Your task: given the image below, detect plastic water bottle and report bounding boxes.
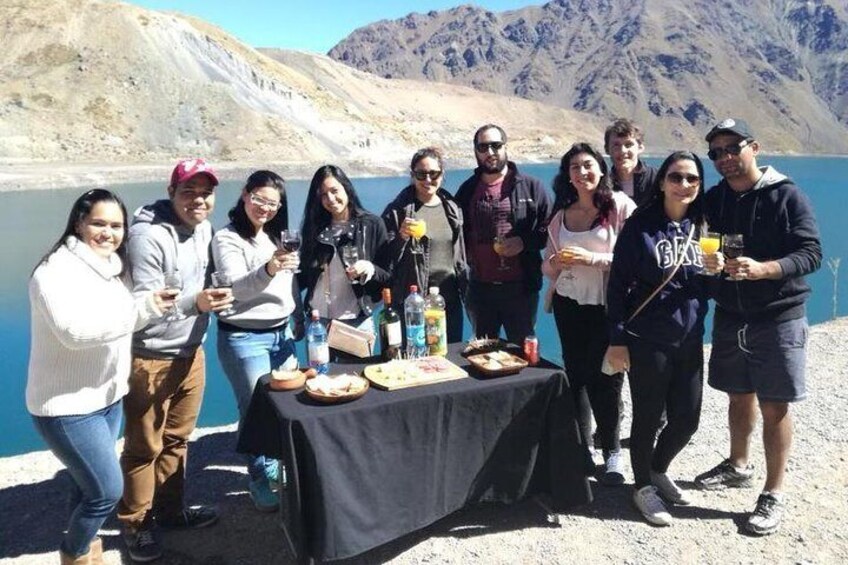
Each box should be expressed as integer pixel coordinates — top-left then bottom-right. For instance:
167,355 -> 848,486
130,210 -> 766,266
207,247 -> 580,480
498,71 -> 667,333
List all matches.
404,285 -> 427,358
424,287 -> 448,356
306,309 -> 329,374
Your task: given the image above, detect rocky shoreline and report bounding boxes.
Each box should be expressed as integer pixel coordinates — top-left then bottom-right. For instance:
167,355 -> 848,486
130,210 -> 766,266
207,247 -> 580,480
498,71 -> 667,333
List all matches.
2,319 -> 847,564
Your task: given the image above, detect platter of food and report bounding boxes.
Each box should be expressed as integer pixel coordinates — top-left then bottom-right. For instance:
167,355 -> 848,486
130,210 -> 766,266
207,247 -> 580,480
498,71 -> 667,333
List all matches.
268,367 -> 317,391
304,373 -> 370,403
363,356 -> 468,390
466,350 -> 529,377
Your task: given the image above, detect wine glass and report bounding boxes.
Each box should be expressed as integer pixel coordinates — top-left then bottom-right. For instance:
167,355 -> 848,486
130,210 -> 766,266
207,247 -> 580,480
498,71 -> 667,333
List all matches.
211,271 -> 235,316
699,231 -> 722,276
163,271 -> 185,321
722,234 -> 744,280
280,229 -> 302,273
406,206 -> 426,255
341,244 -> 360,285
493,235 -> 510,271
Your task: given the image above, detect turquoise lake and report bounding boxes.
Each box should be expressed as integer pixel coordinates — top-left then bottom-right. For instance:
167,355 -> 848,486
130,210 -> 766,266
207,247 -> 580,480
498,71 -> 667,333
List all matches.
1,156 -> 844,456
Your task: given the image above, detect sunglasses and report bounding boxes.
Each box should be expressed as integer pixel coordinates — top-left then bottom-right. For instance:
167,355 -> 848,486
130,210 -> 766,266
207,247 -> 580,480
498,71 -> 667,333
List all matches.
249,193 -> 282,211
475,141 -> 505,153
665,172 -> 701,185
707,139 -> 752,161
412,170 -> 443,181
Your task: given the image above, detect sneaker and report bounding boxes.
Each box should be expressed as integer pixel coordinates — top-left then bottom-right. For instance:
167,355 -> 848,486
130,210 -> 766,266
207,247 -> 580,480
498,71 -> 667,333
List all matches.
599,449 -> 626,486
123,527 -> 162,563
249,477 -> 280,513
746,493 -> 785,535
156,506 -> 219,530
694,458 -> 754,490
633,485 -> 672,526
266,460 -> 287,491
650,470 -> 692,506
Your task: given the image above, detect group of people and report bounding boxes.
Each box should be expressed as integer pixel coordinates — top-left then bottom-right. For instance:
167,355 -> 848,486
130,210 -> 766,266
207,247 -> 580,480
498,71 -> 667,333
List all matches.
26,117 -> 821,564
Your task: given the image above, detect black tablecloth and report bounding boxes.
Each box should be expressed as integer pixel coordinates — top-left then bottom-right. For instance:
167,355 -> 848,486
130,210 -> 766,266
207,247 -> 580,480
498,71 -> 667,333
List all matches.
237,344 -> 592,561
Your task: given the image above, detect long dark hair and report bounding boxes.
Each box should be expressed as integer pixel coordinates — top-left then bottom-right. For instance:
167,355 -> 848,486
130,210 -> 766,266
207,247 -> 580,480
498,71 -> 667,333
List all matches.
228,170 -> 288,245
551,142 -> 614,225
643,151 -> 706,228
300,165 -> 366,264
34,188 -> 129,275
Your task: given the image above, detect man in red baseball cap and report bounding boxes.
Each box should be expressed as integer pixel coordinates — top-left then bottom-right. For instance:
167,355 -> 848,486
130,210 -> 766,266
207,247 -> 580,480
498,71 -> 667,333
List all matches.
118,158 -> 232,562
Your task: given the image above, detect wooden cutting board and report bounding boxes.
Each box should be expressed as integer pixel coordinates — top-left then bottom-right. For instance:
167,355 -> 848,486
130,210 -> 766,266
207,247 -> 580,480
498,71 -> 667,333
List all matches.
363,356 -> 468,390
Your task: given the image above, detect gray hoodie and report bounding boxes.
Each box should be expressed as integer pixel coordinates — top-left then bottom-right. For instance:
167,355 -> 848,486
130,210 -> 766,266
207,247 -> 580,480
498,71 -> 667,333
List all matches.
128,199 -> 213,358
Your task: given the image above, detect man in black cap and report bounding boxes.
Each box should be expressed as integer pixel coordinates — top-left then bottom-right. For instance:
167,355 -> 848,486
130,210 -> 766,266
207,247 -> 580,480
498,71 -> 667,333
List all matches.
695,118 -> 821,535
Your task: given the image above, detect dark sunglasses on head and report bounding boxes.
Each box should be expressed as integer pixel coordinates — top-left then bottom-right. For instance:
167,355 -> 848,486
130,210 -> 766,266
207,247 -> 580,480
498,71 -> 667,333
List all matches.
707,139 -> 752,161
475,141 -> 505,153
665,172 -> 701,185
412,170 -> 443,181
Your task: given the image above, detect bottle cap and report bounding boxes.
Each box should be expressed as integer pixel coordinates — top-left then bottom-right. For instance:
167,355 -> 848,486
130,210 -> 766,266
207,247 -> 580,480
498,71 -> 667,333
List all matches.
311,309 -> 319,320
429,287 -> 439,295
409,284 -> 418,293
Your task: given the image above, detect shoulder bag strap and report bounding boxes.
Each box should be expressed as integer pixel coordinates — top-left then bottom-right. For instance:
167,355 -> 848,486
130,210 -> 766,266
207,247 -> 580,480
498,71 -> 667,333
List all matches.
626,223 -> 696,324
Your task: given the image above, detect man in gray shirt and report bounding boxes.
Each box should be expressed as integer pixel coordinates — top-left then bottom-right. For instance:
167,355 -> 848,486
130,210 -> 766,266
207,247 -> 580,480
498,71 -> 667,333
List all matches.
118,159 -> 233,562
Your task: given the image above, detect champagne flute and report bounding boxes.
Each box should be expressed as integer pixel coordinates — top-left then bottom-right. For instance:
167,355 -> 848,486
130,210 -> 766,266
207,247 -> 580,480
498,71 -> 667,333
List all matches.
699,231 -> 722,276
280,229 -> 302,273
163,271 -> 185,321
211,271 -> 235,316
341,244 -> 361,285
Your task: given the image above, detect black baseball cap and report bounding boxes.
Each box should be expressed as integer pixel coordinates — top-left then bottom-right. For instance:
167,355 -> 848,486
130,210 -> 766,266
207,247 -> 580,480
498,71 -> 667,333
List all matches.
705,118 -> 755,142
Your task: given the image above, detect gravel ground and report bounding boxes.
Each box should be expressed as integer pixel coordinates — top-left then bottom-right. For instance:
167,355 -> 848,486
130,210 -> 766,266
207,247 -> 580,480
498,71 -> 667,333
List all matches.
2,319 -> 847,564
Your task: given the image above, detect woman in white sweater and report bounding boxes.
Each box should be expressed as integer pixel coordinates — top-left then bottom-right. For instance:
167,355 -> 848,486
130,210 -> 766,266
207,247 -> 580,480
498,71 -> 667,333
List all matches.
542,143 -> 637,487
27,189 -> 171,565
211,170 -> 301,513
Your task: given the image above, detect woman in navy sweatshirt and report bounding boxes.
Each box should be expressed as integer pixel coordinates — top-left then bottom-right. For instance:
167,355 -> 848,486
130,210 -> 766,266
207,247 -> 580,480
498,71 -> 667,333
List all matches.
605,151 -> 718,526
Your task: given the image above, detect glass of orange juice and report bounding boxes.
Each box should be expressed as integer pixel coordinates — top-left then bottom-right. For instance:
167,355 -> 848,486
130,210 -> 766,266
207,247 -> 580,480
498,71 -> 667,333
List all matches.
699,231 -> 721,275
408,215 -> 426,255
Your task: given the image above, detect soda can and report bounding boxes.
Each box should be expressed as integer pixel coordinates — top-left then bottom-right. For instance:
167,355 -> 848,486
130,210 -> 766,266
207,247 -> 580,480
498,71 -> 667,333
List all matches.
524,335 -> 539,366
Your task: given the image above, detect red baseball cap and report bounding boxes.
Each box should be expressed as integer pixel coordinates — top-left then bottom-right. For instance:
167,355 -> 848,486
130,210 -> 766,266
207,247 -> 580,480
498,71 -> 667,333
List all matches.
169,158 -> 219,187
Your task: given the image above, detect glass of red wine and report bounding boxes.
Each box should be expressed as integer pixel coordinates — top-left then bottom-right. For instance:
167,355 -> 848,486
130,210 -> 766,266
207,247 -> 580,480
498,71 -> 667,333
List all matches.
280,229 -> 302,273
722,234 -> 744,279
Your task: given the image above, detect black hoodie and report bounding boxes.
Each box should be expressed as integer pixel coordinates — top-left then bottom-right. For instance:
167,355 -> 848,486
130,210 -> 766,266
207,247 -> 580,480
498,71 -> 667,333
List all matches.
704,166 -> 822,322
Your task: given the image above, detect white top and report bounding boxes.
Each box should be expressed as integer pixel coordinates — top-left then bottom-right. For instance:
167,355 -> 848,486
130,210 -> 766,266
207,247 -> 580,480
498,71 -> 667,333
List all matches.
555,223 -> 612,306
311,255 -> 360,321
27,237 -> 159,417
211,226 -> 298,329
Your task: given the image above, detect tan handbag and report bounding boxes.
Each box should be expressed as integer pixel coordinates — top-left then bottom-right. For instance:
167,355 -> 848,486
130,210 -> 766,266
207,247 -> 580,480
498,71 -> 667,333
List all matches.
327,319 -> 376,358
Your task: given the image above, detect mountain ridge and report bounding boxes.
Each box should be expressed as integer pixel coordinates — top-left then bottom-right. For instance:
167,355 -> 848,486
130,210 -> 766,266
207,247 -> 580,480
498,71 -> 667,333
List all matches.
328,0 -> 848,154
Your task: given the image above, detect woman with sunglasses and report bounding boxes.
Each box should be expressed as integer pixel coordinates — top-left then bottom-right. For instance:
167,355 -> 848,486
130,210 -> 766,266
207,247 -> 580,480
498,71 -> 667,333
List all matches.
381,147 -> 469,343
299,165 -> 390,348
605,151 -> 718,526
542,142 -> 636,486
211,170 -> 301,512
27,189 -> 171,564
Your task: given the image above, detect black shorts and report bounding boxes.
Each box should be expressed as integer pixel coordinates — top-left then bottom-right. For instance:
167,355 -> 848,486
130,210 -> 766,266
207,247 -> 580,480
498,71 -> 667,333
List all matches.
708,314 -> 808,403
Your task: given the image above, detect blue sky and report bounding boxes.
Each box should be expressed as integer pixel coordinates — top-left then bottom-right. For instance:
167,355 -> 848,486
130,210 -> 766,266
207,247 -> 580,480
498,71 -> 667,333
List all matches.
129,1 -> 544,53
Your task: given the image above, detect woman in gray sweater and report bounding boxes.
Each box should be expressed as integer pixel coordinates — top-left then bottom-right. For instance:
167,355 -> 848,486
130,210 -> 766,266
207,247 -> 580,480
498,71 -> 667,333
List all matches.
211,171 -> 301,512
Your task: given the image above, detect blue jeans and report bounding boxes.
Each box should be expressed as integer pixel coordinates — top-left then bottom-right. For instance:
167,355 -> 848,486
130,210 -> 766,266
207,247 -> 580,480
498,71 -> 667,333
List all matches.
32,401 -> 123,557
217,324 -> 297,480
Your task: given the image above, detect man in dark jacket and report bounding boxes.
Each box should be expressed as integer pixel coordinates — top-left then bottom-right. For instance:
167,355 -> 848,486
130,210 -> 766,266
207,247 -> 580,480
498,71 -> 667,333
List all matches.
694,119 -> 822,537
604,118 -> 657,208
455,124 -> 550,344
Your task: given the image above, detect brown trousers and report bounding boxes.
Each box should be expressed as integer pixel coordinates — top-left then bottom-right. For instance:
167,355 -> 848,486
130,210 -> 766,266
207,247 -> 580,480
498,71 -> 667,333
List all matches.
117,348 -> 205,530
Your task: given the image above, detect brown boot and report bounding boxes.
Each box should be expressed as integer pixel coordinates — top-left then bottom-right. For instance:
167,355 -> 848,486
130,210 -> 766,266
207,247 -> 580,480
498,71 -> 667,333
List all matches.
89,537 -> 103,565
59,547 -> 91,565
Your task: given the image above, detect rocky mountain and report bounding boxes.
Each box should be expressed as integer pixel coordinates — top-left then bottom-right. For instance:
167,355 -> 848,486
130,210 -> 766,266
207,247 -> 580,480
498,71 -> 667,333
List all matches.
329,0 -> 848,154
0,0 -> 606,182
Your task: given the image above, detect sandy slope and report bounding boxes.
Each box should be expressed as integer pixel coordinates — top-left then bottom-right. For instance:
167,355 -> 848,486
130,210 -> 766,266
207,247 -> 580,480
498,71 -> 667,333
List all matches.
2,320 -> 847,564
